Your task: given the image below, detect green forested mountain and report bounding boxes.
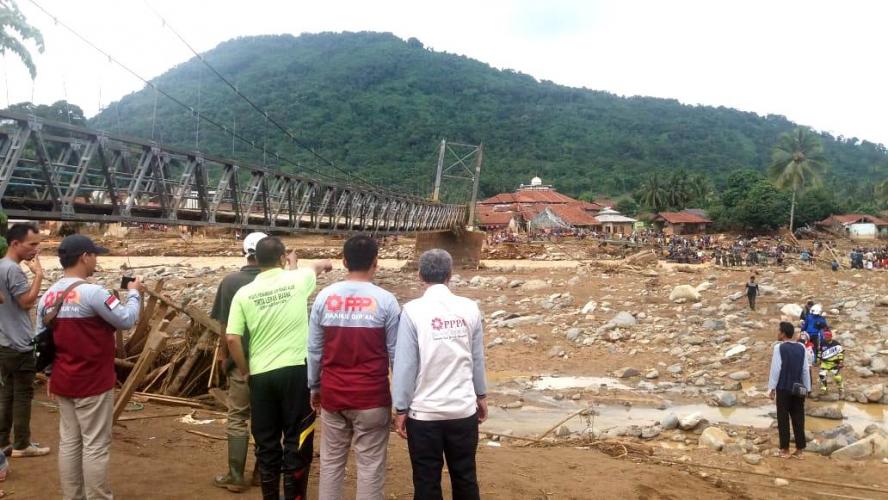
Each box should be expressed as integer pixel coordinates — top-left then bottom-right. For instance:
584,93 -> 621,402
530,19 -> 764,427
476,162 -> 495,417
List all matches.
90,31 -> 887,206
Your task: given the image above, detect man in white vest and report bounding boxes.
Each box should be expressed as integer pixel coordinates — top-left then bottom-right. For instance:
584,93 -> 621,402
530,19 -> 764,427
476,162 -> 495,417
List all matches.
392,249 -> 487,500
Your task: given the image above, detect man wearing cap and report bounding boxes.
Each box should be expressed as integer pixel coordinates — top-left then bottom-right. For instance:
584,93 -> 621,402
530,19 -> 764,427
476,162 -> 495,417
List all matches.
0,223 -> 47,458
37,235 -> 143,499
210,231 -> 266,492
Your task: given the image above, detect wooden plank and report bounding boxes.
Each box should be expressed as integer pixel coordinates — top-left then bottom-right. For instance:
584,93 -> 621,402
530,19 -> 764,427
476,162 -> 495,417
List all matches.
165,328 -> 213,396
127,280 -> 165,356
113,317 -> 172,423
127,303 -> 168,355
143,287 -> 222,336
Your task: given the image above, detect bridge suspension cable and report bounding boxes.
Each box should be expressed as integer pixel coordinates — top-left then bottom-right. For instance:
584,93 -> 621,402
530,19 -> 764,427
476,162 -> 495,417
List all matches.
25,0 -> 352,187
143,0 -> 381,191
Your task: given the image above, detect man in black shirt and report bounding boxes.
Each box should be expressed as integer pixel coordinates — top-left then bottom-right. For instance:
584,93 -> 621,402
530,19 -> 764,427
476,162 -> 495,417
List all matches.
210,232 -> 266,492
745,275 -> 759,310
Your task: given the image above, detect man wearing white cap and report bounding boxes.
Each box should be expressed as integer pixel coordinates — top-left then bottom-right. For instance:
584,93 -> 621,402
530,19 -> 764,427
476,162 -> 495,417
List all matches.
210,231 -> 267,492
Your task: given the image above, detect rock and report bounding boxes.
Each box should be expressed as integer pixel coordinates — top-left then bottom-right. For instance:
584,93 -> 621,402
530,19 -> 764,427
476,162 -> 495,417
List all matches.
871,357 -> 888,374
670,285 -> 701,303
703,319 -> 726,331
641,426 -> 662,439
806,406 -> 844,420
609,311 -> 638,328
607,331 -> 625,342
724,345 -> 748,358
684,335 -> 705,346
469,275 -> 483,286
547,346 -> 566,358
679,413 -> 703,431
743,453 -> 762,465
831,433 -> 888,460
565,328 -> 583,342
864,424 -> 882,436
523,279 -> 548,291
490,310 -> 507,319
696,282 -> 714,293
711,391 -> 737,408
661,414 -> 679,430
821,423 -> 857,440
780,304 -> 803,318
774,478 -> 789,487
809,437 -> 847,456
508,279 -> 525,288
864,384 -> 885,403
759,284 -> 777,295
667,364 -> 683,374
877,296 -> 888,307
699,426 -> 730,451
726,291 -> 744,302
728,371 -> 751,381
556,425 -> 571,438
854,367 -> 875,378
581,301 -> 598,314
486,337 -> 504,348
645,369 -> 660,380
614,367 -> 640,378
722,380 -> 742,391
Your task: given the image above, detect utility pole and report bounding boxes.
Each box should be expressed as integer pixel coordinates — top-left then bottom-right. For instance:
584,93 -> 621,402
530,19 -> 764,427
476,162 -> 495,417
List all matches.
467,143 -> 483,229
432,138 -> 446,202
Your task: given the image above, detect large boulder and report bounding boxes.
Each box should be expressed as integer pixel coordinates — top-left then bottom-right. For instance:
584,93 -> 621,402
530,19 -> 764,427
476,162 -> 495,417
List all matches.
871,357 -> 888,374
710,391 -> 737,408
523,279 -> 549,291
780,303 -> 803,318
608,311 -> 638,328
724,345 -> 748,358
670,285 -> 701,303
699,426 -> 730,451
864,384 -> 885,403
679,412 -> 703,431
831,433 -> 888,460
661,414 -> 679,430
806,406 -> 844,420
728,370 -> 751,381
614,367 -> 640,378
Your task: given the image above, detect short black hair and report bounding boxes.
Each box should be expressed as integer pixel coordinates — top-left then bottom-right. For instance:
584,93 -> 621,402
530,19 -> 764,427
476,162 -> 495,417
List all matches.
343,234 -> 378,272
779,321 -> 794,338
806,300 -> 814,307
749,275 -> 755,280
7,223 -> 38,243
60,253 -> 81,269
255,237 -> 285,268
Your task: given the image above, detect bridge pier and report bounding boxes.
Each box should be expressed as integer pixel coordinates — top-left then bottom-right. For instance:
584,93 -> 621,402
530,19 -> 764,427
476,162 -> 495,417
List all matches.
413,229 -> 485,269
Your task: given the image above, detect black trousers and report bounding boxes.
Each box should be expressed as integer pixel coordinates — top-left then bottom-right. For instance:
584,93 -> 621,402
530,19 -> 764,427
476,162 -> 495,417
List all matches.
0,346 -> 36,450
406,413 -> 480,500
249,365 -> 314,500
747,294 -> 756,310
775,391 -> 806,450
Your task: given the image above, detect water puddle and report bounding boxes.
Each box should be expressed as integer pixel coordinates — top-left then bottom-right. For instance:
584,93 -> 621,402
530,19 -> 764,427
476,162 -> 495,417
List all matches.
483,401 -> 887,437
530,376 -> 630,391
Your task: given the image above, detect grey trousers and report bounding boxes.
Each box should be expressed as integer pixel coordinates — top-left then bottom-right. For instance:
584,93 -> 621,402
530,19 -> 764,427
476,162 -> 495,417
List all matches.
57,390 -> 114,500
226,369 -> 250,438
319,407 -> 391,500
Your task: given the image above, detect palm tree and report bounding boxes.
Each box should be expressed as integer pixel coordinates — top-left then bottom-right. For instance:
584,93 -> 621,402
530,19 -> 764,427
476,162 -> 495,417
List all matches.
1,0 -> 44,79
768,128 -> 829,232
639,174 -> 667,212
688,174 -> 712,205
664,171 -> 691,209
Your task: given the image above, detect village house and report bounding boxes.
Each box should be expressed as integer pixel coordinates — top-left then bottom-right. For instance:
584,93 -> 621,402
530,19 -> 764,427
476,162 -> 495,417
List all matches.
817,214 -> 888,240
650,211 -> 712,235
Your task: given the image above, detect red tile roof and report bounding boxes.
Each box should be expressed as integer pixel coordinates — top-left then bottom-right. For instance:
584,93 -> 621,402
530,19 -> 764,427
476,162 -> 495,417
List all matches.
655,211 -> 713,224
818,214 -> 888,227
478,189 -> 581,206
549,205 -> 601,226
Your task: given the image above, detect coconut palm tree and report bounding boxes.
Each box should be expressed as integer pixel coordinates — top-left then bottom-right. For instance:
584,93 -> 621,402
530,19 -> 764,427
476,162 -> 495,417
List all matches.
1,0 -> 44,79
688,174 -> 712,205
664,171 -> 691,209
768,128 -> 829,232
639,173 -> 667,212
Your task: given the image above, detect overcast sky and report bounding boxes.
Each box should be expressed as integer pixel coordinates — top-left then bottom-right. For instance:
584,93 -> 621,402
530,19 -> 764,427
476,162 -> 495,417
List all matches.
4,0 -> 887,145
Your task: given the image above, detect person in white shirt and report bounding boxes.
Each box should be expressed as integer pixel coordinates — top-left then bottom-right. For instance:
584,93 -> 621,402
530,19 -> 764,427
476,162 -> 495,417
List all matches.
392,249 -> 487,500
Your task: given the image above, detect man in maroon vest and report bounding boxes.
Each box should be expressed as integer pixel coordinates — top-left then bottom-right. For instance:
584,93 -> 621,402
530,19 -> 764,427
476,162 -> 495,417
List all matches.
37,235 -> 143,499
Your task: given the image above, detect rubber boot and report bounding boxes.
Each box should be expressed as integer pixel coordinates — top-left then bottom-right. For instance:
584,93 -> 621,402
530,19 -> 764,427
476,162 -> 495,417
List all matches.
282,468 -> 309,500
213,436 -> 249,493
260,472 -> 280,500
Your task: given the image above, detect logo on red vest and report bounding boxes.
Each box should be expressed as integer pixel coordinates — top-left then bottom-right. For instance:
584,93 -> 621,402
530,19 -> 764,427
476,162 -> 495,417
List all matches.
325,294 -> 377,313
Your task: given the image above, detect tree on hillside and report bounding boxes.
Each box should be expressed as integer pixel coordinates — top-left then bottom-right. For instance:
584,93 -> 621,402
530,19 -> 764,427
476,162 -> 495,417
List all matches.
6,100 -> 87,125
876,179 -> 888,208
768,128 -> 828,231
638,174 -> 667,212
1,0 -> 44,79
688,173 -> 712,205
665,171 -> 691,209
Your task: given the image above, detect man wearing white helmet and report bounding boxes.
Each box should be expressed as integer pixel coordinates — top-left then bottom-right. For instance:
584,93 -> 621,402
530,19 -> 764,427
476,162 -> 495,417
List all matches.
801,304 -> 828,364
210,231 -> 267,492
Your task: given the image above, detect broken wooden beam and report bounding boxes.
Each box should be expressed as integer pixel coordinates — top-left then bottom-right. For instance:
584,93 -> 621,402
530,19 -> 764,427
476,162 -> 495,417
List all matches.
114,317 -> 172,422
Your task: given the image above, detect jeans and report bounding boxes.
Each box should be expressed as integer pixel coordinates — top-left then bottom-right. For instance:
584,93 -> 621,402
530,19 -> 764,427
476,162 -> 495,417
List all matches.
250,365 -> 314,500
0,346 -> 36,450
57,390 -> 114,500
406,414 -> 480,500
775,391 -> 806,450
319,407 -> 390,500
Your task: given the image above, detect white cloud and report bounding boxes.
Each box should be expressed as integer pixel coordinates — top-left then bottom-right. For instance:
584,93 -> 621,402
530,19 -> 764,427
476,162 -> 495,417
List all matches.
3,0 -> 886,145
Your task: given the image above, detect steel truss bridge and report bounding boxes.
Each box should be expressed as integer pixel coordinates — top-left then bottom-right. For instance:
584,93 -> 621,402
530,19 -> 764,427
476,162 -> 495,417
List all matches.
0,111 -> 467,234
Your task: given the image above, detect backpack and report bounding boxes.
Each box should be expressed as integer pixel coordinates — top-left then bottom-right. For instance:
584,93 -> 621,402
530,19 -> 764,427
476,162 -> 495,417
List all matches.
33,281 -> 86,372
